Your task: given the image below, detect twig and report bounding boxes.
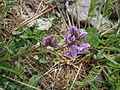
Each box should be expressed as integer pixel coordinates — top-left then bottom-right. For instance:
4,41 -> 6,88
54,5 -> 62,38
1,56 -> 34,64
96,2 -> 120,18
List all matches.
46,18 -> 64,38
66,10 -> 71,27
70,63 -> 82,90
1,75 -> 41,90
56,2 -> 69,30
100,23 -> 119,36
35,1 -> 43,14
76,2 -> 80,29
0,45 -> 44,61
12,6 -> 55,31
97,62 -> 112,81
71,7 -> 74,26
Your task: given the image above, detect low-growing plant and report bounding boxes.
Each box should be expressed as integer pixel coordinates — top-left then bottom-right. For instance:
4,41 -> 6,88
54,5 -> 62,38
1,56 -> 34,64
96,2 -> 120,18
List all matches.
0,0 -> 120,89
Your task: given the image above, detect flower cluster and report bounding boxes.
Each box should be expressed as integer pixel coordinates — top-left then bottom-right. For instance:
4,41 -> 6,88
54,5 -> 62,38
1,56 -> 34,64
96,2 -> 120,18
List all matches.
64,26 -> 87,44
65,26 -> 90,58
43,35 -> 60,50
67,43 -> 90,58
43,26 -> 90,58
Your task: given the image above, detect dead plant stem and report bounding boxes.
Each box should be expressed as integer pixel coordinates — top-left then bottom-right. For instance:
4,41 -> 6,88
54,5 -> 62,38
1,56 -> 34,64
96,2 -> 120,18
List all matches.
70,63 -> 83,90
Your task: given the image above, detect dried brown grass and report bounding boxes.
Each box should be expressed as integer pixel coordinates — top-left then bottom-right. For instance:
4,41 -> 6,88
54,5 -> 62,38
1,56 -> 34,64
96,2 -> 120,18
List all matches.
1,0 -> 102,90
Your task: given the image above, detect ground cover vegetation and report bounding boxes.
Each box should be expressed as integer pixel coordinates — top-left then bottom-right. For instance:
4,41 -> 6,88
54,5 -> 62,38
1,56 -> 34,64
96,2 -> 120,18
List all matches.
0,0 -> 120,90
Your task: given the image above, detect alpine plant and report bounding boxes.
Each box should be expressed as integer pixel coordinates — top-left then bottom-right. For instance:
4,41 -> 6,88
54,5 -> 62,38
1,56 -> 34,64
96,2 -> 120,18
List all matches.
43,26 -> 90,58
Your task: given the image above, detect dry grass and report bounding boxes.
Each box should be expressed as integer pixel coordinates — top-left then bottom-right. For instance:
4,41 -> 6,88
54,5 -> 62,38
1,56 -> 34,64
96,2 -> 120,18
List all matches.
0,0 -> 108,89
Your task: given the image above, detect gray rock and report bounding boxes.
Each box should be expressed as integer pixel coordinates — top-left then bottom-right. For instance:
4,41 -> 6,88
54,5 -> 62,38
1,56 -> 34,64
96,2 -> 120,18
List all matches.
65,0 -> 110,31
65,0 -> 91,21
90,10 -> 110,31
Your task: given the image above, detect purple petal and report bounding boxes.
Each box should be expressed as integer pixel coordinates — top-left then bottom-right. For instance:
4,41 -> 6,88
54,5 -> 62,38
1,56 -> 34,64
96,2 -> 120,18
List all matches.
80,43 -> 90,48
55,43 -> 62,48
77,43 -> 90,53
71,35 -> 76,41
67,49 -> 78,58
68,26 -> 79,34
80,31 -> 87,40
64,43 -> 68,47
71,45 -> 83,52
77,47 -> 85,53
71,43 -> 90,53
82,48 -> 88,52
71,45 -> 78,49
43,35 -> 58,46
64,35 -> 71,43
43,37 -> 47,44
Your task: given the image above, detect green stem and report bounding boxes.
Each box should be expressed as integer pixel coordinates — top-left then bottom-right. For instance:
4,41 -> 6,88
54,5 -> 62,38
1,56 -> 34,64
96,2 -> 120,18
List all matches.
0,44 -> 66,61
0,45 -> 44,61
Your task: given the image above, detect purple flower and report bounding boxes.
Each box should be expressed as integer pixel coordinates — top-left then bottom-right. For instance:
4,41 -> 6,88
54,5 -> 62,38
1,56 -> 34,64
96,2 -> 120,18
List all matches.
67,48 -> 78,58
64,35 -> 71,43
43,26 -> 90,58
80,31 -> 87,40
71,35 -> 76,41
80,43 -> 90,48
68,26 -> 79,35
43,36 -> 57,46
78,43 -> 90,52
43,35 -> 60,49
64,26 -> 79,43
55,43 -> 62,48
71,43 -> 90,52
65,26 -> 87,44
64,26 -> 90,58
67,43 -> 90,58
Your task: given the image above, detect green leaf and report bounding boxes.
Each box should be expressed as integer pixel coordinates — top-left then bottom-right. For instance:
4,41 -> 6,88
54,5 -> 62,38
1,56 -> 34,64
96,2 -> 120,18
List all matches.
28,75 -> 39,86
6,0 -> 16,1
39,58 -> 48,63
104,47 -> 120,53
114,56 -> 120,62
75,81 -> 87,86
107,63 -> 120,69
75,66 -> 101,86
26,28 -> 33,36
0,62 -> 24,75
103,54 -> 119,65
89,0 -> 97,14
34,55 -> 39,60
87,27 -> 100,47
6,3 -> 18,6
4,45 -> 13,54
109,70 -> 120,76
27,75 -> 39,90
20,34 -> 29,39
39,31 -> 45,40
93,50 -> 105,60
103,11 -> 112,18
